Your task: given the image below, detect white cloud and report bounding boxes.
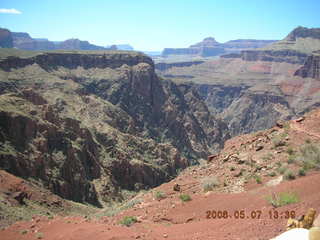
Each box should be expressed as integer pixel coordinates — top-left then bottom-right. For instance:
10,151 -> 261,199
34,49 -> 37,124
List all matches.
0,8 -> 22,14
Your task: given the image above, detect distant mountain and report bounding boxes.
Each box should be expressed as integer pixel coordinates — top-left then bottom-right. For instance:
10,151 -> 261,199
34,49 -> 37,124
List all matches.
162,37 -> 278,57
0,28 -> 13,48
12,32 -> 56,50
2,28 -> 114,51
108,44 -> 134,51
57,38 -> 105,50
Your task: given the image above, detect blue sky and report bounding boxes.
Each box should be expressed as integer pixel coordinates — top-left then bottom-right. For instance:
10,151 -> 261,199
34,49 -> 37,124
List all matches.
0,0 -> 319,51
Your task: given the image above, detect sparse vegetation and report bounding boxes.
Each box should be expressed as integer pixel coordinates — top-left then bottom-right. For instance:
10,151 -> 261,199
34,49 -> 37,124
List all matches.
119,216 -> 137,227
278,166 -> 287,174
298,168 -> 306,176
267,192 -> 299,207
36,232 -> 44,239
154,191 -> 166,200
254,175 -> 262,184
179,194 -> 191,202
268,171 -> 277,177
20,229 -> 28,235
284,170 -> 296,180
272,137 -> 286,148
286,147 -> 295,155
201,176 -> 220,192
287,155 -> 296,164
297,143 -> 320,170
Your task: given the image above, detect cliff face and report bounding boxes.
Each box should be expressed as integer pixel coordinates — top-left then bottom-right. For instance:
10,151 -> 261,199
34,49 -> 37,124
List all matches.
239,27 -> 320,64
0,50 -> 228,205
294,54 -> 320,79
241,49 -> 308,64
162,38 -> 278,57
177,84 -> 294,137
0,28 -> 13,48
155,61 -> 205,71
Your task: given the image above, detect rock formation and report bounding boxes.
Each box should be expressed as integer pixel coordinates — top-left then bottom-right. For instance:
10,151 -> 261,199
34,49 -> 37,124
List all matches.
294,54 -> 320,79
0,28 -> 13,48
240,27 -> 320,64
0,49 -> 228,206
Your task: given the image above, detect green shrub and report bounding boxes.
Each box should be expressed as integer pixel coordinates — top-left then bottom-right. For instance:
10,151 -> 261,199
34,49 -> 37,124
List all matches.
254,175 -> 262,184
268,171 -> 277,177
179,194 -> 191,202
20,229 -> 28,235
272,137 -> 286,148
278,166 -> 287,174
297,143 -> 320,170
284,170 -> 296,180
154,191 -> 166,200
36,232 -> 43,239
267,192 -> 299,207
286,147 -> 295,155
298,168 -> 306,176
287,155 -> 296,164
119,216 -> 137,227
201,176 -> 219,192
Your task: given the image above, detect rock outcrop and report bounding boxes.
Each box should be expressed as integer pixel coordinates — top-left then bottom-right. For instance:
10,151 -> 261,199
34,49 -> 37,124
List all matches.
294,54 -> 320,79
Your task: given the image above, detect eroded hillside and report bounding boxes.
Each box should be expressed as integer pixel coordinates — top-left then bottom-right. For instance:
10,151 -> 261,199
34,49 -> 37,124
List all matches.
0,50 -> 229,206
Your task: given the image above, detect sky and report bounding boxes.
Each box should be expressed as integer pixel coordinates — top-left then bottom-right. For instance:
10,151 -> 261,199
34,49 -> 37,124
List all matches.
0,0 -> 319,51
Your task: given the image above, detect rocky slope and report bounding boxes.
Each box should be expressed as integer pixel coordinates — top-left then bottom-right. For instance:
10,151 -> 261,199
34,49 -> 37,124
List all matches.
240,27 -> 320,64
0,49 -> 228,206
2,108 -> 320,240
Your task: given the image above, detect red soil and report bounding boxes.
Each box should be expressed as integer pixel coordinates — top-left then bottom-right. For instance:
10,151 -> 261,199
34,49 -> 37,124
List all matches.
1,173 -> 320,240
2,109 -> 320,240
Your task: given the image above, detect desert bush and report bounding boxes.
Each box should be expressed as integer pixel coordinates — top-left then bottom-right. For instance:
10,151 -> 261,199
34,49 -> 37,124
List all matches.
297,143 -> 320,170
201,176 -> 219,192
179,194 -> 191,202
268,171 -> 277,177
286,147 -> 295,155
254,175 -> 262,184
287,155 -> 296,164
298,168 -> 306,176
267,192 -> 299,207
272,137 -> 286,148
119,216 -> 137,226
278,166 -> 287,174
284,170 -> 296,180
154,191 -> 166,200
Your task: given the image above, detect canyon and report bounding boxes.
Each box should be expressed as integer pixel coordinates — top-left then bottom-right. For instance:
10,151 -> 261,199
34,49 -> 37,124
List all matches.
1,26 -> 320,240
